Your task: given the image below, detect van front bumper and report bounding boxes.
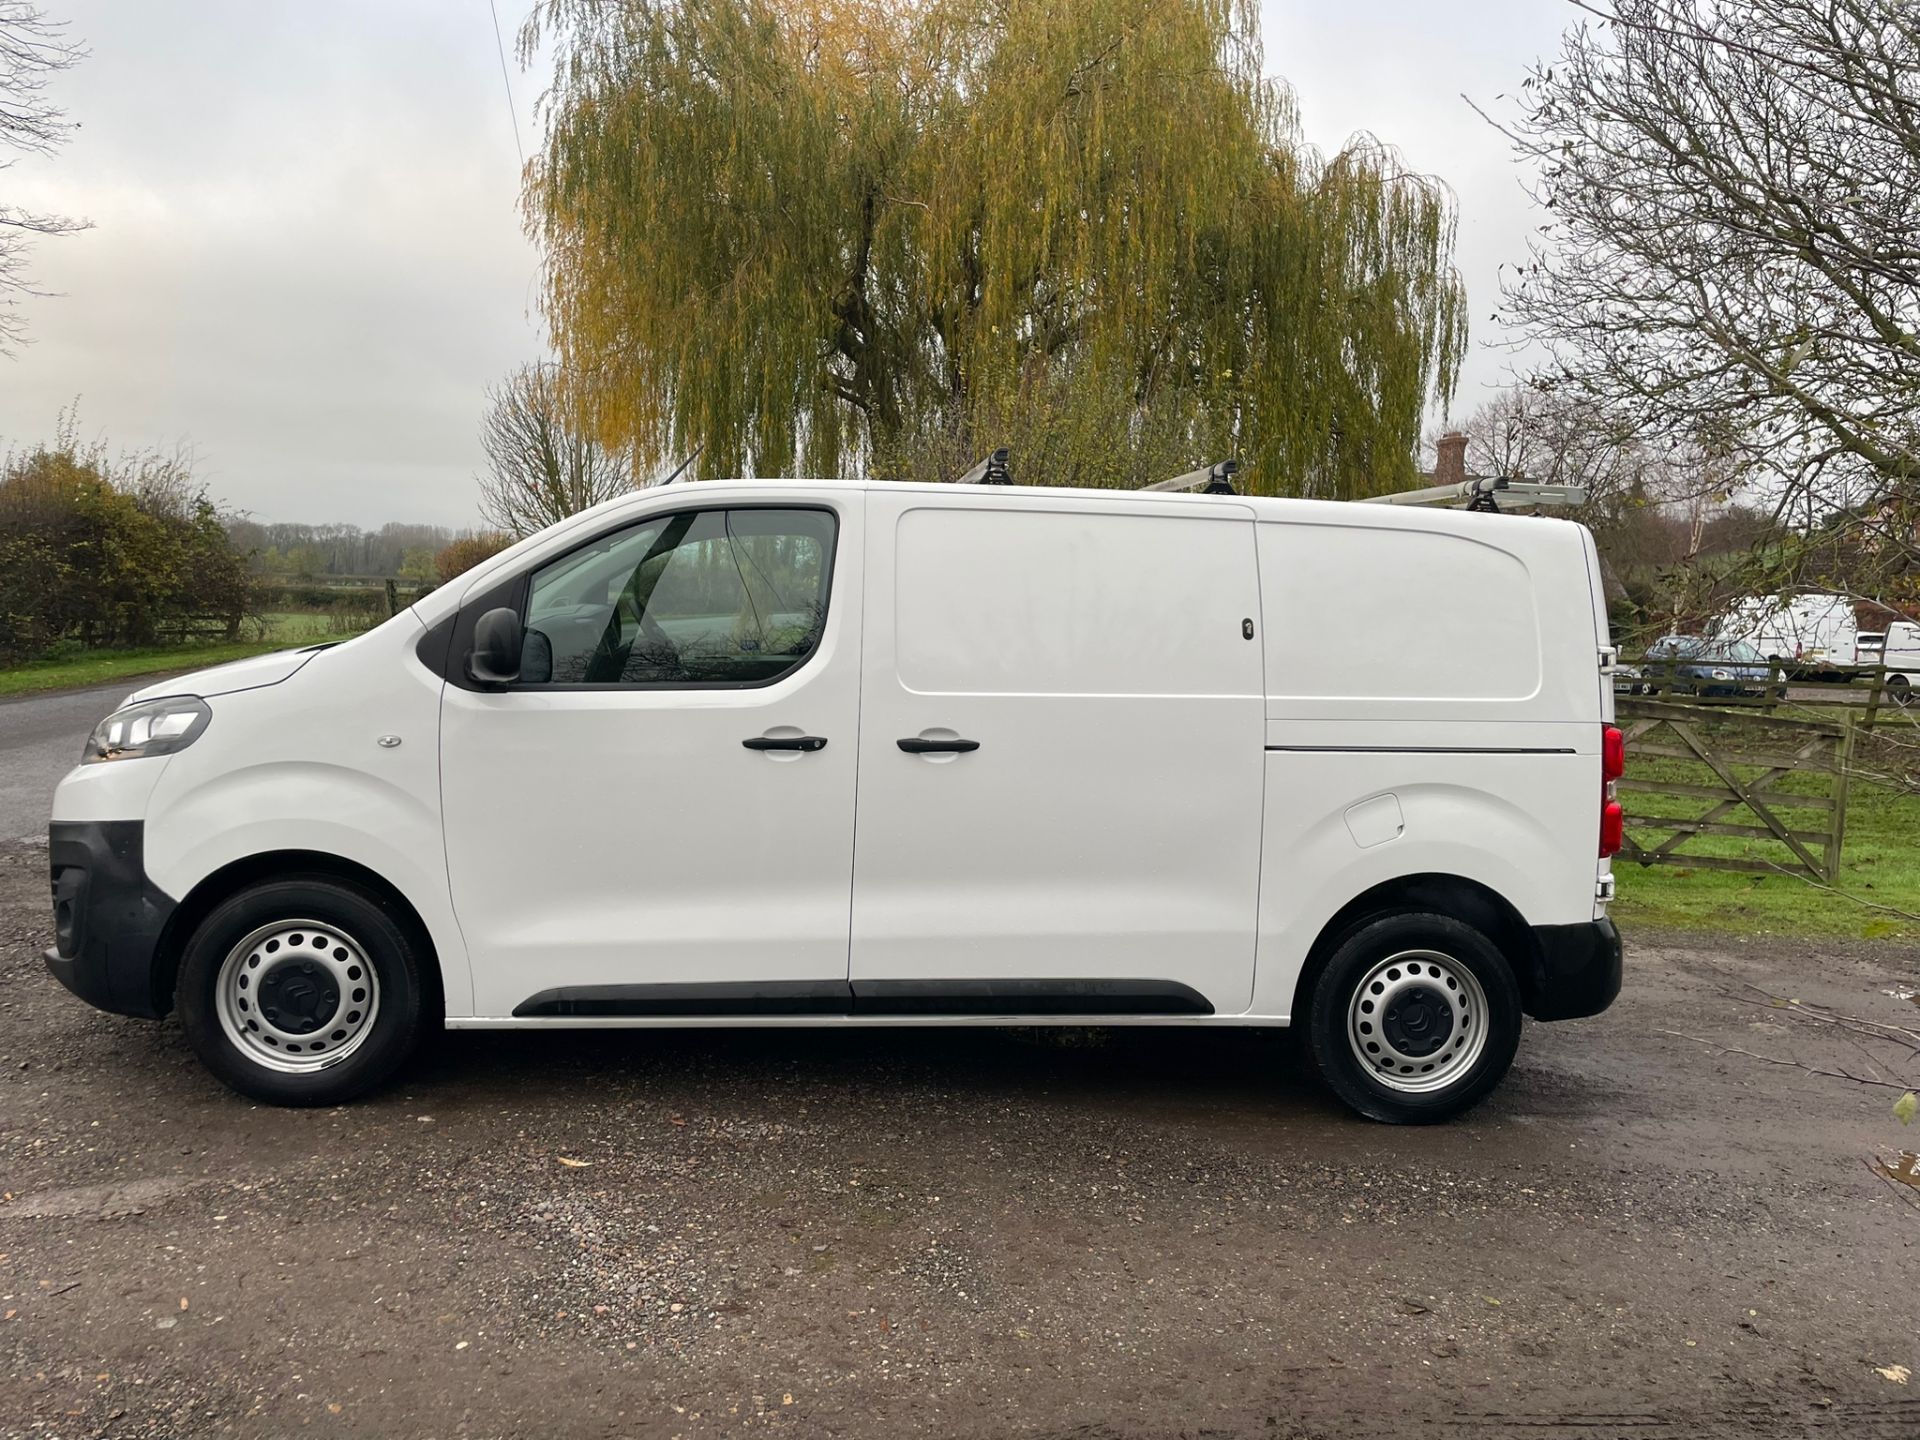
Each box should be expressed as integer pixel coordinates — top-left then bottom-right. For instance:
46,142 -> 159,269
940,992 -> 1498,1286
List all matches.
1525,917 -> 1622,1021
45,820 -> 175,1020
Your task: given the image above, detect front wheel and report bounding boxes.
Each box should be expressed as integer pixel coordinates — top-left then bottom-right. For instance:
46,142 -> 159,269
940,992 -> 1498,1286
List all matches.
1889,674 -> 1912,708
176,877 -> 430,1106
1306,912 -> 1522,1124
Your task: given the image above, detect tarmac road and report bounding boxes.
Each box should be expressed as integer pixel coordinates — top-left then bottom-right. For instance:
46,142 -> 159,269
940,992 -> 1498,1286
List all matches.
0,682 -> 140,844
2,828 -> 1918,1437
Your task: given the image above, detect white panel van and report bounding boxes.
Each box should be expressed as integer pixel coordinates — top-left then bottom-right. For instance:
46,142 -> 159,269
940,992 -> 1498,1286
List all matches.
45,480 -> 1623,1123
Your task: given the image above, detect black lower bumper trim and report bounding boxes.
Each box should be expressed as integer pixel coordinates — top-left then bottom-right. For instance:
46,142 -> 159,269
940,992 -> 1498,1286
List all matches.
1526,917 -> 1622,1021
512,977 -> 1215,1019
46,820 -> 175,1020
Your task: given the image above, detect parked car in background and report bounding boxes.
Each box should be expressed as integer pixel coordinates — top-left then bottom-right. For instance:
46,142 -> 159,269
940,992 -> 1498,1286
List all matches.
1640,635 -> 1772,697
1611,661 -> 1648,696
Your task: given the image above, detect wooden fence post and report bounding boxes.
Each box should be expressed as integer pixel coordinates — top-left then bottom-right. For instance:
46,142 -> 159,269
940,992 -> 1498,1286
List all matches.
384,578 -> 400,618
1825,711 -> 1856,884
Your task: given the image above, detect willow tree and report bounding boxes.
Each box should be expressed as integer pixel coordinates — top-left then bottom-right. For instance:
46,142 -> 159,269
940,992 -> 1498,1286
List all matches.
523,0 -> 1467,497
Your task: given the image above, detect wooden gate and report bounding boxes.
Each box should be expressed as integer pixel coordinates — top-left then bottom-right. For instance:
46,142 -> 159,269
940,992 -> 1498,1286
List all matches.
1614,698 -> 1856,883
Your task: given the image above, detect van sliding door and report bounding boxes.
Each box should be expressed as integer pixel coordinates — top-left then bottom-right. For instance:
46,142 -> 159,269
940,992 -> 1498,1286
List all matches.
847,493 -> 1266,1017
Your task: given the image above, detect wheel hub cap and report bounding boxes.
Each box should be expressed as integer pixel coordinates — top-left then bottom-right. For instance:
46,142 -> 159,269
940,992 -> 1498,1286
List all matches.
214,920 -> 379,1074
255,961 -> 339,1034
1381,983 -> 1455,1057
1346,949 -> 1490,1094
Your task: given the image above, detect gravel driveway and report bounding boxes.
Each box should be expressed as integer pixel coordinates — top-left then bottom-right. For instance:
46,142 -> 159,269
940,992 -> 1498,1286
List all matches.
3,835 -> 1919,1438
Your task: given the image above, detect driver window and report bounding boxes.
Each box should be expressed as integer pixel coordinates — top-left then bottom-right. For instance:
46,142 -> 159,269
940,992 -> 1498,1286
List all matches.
519,507 -> 835,687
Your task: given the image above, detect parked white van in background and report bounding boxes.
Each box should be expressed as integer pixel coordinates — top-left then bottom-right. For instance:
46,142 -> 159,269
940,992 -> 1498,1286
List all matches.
1714,591 -> 1860,668
1855,619 -> 1920,705
46,479 -> 1623,1123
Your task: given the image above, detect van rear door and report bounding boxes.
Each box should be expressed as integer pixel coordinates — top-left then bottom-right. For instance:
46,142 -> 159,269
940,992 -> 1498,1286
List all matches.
847,491 -> 1266,1016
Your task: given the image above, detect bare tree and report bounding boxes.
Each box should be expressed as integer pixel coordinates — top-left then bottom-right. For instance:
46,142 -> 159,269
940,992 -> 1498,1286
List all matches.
1,2 -> 86,353
1462,387 -> 1650,510
475,363 -> 633,538
1457,385 -> 1788,637
1489,0 -> 1920,586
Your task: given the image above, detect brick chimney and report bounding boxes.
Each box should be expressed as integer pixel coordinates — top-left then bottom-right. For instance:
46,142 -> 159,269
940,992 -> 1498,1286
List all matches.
1434,431 -> 1469,488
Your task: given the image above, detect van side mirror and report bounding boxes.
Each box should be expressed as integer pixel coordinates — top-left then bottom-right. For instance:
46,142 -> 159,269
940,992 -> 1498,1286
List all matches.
467,607 -> 523,688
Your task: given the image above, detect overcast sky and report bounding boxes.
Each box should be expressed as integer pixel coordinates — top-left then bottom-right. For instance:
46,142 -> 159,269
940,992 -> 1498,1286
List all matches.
0,0 -> 1572,529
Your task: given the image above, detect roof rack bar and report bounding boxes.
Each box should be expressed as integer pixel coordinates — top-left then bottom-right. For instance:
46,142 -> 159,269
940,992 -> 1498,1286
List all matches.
1143,459 -> 1239,495
1355,475 -> 1587,510
953,447 -> 1012,485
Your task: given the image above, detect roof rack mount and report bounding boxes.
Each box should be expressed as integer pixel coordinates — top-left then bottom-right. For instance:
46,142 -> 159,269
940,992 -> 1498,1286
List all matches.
1143,459 -> 1239,495
953,448 -> 1012,485
1356,476 -> 1587,511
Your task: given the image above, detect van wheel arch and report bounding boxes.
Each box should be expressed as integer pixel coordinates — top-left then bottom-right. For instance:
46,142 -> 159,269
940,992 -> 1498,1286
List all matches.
153,852 -> 443,1023
1293,874 -> 1544,1020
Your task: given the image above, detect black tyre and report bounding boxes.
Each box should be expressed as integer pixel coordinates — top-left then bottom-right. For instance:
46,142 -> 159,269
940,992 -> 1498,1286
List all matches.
1890,675 -> 1912,708
1305,911 -> 1522,1124
176,876 -> 430,1106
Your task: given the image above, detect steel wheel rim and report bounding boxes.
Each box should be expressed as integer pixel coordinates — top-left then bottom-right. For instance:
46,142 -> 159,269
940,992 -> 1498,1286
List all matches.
214,919 -> 379,1074
1346,948 -> 1489,1094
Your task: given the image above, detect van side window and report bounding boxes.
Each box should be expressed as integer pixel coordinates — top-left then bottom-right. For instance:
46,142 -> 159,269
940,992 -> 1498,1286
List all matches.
518,507 -> 835,687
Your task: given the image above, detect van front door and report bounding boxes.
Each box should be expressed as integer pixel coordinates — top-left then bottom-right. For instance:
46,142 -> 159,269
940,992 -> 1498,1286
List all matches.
439,497 -> 862,1018
848,492 -> 1267,1017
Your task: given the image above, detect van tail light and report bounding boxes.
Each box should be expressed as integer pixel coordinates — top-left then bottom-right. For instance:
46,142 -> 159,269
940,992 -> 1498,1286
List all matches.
1602,725 -> 1625,783
1600,724 -> 1625,858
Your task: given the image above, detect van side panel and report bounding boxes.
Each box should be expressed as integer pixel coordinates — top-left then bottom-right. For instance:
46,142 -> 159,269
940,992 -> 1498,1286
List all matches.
1257,511 -> 1597,730
1250,507 -> 1605,1018
1250,751 -> 1599,1017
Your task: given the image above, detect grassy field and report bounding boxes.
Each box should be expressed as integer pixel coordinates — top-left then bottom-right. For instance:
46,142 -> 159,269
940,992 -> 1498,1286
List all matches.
0,612 -> 372,699
1611,751 -> 1920,940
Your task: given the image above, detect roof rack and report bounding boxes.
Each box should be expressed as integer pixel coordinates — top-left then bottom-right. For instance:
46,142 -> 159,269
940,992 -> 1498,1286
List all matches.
951,447 -> 1013,485
1142,459 -> 1239,495
1356,475 -> 1586,512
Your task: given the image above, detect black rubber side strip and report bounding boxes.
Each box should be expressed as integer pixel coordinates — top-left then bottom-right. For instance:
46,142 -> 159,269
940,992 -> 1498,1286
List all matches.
512,980 -> 852,1018
1265,745 -> 1576,755
851,978 -> 1213,1016
510,977 -> 1215,1018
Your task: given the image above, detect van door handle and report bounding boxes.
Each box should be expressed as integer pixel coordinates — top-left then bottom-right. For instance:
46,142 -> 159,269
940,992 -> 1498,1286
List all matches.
897,737 -> 980,754
742,735 -> 828,752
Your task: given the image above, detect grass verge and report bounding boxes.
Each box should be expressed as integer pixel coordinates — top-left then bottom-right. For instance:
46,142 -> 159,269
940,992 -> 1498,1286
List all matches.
1612,763 -> 1920,941
0,613 -> 375,699
0,640 -> 293,699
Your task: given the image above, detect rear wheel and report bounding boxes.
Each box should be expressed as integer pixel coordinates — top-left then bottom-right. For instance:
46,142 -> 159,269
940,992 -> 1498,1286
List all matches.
177,877 -> 429,1106
1306,911 -> 1522,1123
1889,674 -> 1912,708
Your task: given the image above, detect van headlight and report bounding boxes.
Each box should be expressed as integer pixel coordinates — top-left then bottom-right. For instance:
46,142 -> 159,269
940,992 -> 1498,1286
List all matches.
82,696 -> 211,764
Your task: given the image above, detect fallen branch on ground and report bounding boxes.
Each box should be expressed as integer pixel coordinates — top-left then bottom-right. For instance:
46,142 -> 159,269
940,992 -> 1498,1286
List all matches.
1731,984 -> 1920,1053
1864,1157 -> 1920,1217
1659,1030 -> 1915,1092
